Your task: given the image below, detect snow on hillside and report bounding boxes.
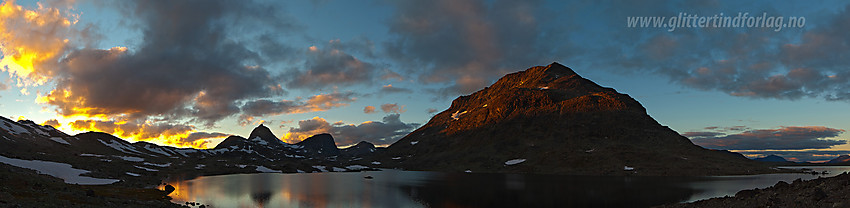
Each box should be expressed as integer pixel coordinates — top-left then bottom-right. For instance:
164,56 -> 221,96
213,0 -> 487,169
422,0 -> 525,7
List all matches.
0,155 -> 119,185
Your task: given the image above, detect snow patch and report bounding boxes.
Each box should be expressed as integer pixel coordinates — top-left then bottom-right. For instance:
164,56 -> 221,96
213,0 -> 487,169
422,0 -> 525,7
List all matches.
117,156 -> 145,162
126,172 -> 140,177
49,137 -> 70,145
465,170 -> 472,173
504,159 -> 526,166
143,145 -> 172,157
410,141 -> 419,145
345,165 -> 369,170
312,165 -> 328,172
251,136 -> 269,145
296,169 -> 306,173
624,166 -> 634,171
134,166 -> 158,172
195,164 -> 206,169
539,86 -> 549,90
0,120 -> 29,135
332,167 -> 347,172
451,110 -> 468,120
0,155 -> 119,185
98,139 -> 144,155
371,161 -> 381,165
237,164 -> 247,168
256,166 -> 282,173
173,148 -> 198,157
143,162 -> 171,167
79,154 -> 104,157
392,157 -> 402,160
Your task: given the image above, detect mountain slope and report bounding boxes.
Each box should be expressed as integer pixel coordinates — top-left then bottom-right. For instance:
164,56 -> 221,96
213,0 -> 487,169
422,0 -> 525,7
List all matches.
378,62 -> 772,176
753,155 -> 790,163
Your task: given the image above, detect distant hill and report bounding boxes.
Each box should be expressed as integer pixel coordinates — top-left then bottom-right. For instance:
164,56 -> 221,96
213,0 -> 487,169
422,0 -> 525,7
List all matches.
753,155 -> 790,163
827,155 -> 850,164
376,62 -> 774,176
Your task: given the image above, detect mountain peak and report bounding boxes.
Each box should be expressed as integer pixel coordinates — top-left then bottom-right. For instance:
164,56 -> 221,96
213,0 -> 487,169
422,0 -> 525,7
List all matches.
248,124 -> 282,146
295,133 -> 340,156
381,63 -> 770,176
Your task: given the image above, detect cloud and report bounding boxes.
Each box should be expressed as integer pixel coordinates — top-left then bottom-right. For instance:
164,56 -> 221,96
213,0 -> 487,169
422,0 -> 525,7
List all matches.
426,108 -> 439,114
41,119 -> 60,128
379,84 -> 413,94
68,119 -> 227,148
688,126 -> 846,150
283,114 -> 419,146
380,103 -> 405,114
0,0 -> 76,86
735,150 -> 850,162
286,40 -> 378,90
238,92 -> 357,124
363,106 -> 376,114
383,0 -> 567,97
586,2 -> 850,102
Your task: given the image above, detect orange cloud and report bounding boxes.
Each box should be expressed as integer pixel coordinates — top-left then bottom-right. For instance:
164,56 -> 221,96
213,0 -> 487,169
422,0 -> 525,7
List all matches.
67,119 -> 226,149
0,0 -> 76,86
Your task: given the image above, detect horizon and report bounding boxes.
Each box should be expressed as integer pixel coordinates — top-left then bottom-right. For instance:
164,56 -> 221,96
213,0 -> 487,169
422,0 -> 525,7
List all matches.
2,0 -> 850,163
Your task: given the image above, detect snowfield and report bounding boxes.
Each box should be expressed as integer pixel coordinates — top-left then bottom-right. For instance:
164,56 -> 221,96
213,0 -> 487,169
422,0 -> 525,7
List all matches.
0,155 -> 119,185
49,137 -> 70,145
504,159 -> 526,166
256,166 -> 282,173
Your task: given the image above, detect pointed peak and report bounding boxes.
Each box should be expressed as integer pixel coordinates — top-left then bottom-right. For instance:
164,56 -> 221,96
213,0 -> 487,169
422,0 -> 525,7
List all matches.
540,62 -> 577,77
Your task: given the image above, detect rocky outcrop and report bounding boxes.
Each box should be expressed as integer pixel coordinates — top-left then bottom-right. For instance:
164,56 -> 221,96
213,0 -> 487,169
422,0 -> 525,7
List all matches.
295,133 -> 340,156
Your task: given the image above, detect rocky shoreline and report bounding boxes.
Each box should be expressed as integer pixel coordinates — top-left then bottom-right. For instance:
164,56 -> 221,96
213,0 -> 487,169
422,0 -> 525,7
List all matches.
658,171 -> 850,208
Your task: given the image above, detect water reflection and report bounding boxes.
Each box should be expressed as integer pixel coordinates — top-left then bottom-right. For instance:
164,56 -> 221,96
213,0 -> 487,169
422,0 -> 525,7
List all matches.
166,167 -> 850,208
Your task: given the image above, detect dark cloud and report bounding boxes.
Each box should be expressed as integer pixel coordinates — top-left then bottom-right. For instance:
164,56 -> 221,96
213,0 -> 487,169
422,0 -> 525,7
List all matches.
238,92 -> 357,125
184,132 -> 230,143
363,106 -> 377,114
285,40 -> 378,90
383,0 -> 567,97
39,0 -> 295,127
592,2 -> 850,102
689,126 -> 846,150
380,103 -> 405,114
426,108 -> 439,114
379,84 -> 413,94
284,114 -> 419,146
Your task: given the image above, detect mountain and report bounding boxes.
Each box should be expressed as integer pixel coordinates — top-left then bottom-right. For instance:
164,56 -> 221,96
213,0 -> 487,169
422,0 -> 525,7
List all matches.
827,155 -> 850,164
295,133 -> 341,156
341,141 -> 378,157
377,62 -> 773,176
753,155 -> 790,163
247,124 -> 284,146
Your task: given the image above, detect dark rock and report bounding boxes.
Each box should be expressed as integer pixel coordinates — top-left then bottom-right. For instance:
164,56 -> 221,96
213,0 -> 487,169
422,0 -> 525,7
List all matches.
163,185 -> 175,195
85,189 -> 95,197
295,133 -> 340,156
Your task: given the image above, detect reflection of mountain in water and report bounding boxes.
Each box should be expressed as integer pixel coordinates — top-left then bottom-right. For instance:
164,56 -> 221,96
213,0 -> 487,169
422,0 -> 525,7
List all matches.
251,192 -> 272,207
400,173 -> 696,207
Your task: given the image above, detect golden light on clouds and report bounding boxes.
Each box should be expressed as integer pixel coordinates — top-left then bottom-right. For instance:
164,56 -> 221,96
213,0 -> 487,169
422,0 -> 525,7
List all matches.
66,119 -> 225,149
0,0 -> 75,86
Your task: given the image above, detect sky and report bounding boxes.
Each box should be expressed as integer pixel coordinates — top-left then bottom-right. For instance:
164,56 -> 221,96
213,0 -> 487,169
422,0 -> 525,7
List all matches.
1,0 -> 849,162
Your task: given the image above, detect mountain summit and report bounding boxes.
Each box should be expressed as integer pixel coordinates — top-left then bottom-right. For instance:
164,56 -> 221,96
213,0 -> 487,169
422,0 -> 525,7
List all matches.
248,124 -> 283,146
379,62 -> 771,176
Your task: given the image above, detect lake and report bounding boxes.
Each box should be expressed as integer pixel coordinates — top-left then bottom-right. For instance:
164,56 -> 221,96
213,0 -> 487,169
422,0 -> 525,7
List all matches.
166,166 -> 850,208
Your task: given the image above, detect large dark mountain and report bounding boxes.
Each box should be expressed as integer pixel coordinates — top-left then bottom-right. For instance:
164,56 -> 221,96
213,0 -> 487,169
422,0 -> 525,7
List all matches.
377,62 -> 772,176
295,133 -> 341,156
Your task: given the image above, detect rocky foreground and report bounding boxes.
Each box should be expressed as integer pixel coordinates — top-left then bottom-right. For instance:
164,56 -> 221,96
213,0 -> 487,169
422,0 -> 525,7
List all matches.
0,163 -> 180,208
658,172 -> 850,208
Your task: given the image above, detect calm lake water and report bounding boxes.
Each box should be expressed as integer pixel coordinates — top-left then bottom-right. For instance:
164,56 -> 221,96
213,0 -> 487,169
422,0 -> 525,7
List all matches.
167,166 -> 850,208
